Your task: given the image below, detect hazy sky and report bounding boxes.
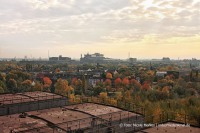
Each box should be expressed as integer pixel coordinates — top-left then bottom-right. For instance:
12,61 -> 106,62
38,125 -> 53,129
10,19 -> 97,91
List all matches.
0,0 -> 199,59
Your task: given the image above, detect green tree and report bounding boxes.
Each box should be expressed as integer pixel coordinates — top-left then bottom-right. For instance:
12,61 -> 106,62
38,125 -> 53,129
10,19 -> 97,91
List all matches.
7,79 -> 18,93
20,80 -> 32,92
0,80 -> 7,93
32,81 -> 43,91
0,86 -> 4,93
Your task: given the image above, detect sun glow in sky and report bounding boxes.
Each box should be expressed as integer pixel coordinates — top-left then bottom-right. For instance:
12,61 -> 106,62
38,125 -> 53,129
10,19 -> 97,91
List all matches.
142,0 -> 154,8
0,0 -> 199,59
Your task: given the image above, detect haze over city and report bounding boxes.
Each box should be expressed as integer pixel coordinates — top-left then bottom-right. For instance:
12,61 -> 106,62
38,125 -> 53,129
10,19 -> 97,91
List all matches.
0,0 -> 199,59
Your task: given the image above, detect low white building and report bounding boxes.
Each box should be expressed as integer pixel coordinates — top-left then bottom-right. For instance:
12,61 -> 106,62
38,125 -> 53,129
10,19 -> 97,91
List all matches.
156,71 -> 167,77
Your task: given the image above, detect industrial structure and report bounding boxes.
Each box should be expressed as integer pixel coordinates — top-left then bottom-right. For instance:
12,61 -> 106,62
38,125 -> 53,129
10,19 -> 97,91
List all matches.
0,92 -> 200,133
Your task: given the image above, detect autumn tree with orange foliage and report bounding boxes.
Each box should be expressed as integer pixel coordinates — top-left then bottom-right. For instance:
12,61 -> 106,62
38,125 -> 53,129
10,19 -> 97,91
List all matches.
55,78 -> 74,97
142,82 -> 151,91
130,79 -> 141,91
43,77 -> 52,86
162,86 -> 170,93
69,94 -> 75,103
153,106 -> 162,123
43,77 -> 52,92
114,78 -> 122,88
71,78 -> 78,86
106,72 -> 113,79
104,79 -> 111,86
122,78 -> 130,87
55,68 -> 60,73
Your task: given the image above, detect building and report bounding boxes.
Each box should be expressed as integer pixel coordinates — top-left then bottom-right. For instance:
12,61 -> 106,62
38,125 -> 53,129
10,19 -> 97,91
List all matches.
191,58 -> 200,68
156,71 -> 167,77
0,103 -> 143,133
129,58 -> 137,64
80,53 -> 105,63
0,91 -> 66,116
163,57 -> 170,62
49,55 -> 71,62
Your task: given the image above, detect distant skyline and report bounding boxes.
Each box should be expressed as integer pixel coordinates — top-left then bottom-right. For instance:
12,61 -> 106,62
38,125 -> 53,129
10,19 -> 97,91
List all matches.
0,0 -> 200,59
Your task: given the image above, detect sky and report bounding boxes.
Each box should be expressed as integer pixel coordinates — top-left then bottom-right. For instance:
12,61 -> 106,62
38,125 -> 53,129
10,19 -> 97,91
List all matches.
0,0 -> 199,59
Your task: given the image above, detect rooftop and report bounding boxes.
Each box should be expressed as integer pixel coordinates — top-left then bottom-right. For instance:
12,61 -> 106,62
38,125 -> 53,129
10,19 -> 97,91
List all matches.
0,91 -> 63,105
0,114 -> 49,133
0,103 -> 142,132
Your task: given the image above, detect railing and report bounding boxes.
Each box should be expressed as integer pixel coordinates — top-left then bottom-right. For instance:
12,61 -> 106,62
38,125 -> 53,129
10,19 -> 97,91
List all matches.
69,96 -> 200,128
12,95 -> 200,133
68,96 -> 145,116
145,111 -> 200,127
0,94 -> 63,105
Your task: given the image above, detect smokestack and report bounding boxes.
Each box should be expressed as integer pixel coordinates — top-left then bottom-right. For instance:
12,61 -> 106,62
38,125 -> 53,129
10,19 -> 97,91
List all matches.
48,50 -> 50,59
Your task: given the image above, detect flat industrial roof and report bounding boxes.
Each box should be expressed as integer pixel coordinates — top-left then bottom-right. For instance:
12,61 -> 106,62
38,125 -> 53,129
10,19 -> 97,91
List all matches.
0,103 -> 142,132
28,107 -> 92,124
0,114 -> 48,133
66,103 -> 138,121
0,91 -> 64,105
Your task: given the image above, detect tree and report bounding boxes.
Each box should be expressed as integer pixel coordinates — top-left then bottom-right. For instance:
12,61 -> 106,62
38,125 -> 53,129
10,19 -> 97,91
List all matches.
93,85 -> 104,96
99,92 -> 108,103
71,78 -> 78,86
147,70 -> 155,76
113,71 -> 120,78
55,78 -> 68,95
124,90 -> 132,102
0,80 -> 7,93
115,92 -> 122,101
0,73 -> 6,81
43,77 -> 52,92
104,79 -> 111,86
106,72 -> 112,79
6,72 -> 18,81
130,79 -> 141,91
157,79 -> 168,88
162,86 -> 170,93
142,82 -> 151,91
69,94 -> 75,103
153,106 -> 162,123
7,79 -> 17,93
55,68 -> 60,73
7,70 -> 31,81
32,81 -> 43,91
72,78 -> 83,95
55,78 -> 74,97
118,67 -> 132,77
0,86 -> 4,93
20,80 -> 32,92
110,98 -> 117,106
43,77 -> 52,86
82,75 -> 87,93
114,78 -> 122,88
122,78 -> 130,86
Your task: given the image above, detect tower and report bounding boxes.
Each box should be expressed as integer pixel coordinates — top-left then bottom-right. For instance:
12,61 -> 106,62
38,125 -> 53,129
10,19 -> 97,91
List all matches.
48,50 -> 50,59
